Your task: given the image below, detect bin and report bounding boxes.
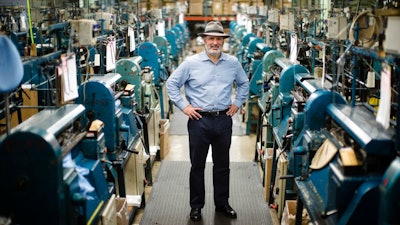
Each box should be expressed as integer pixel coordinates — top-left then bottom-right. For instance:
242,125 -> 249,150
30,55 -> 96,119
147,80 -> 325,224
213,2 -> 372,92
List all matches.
159,119 -> 170,160
281,200 -> 311,225
116,197 -> 129,225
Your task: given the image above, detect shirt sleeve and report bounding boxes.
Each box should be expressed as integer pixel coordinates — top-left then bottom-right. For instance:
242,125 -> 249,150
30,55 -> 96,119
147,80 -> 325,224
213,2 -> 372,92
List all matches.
232,60 -> 249,108
166,60 -> 190,111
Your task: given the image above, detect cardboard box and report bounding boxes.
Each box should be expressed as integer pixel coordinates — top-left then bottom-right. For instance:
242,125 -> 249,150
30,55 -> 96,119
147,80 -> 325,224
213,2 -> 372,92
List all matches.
213,1 -> 223,15
281,200 -> 311,225
116,197 -> 129,225
124,140 -> 145,197
280,14 -> 295,31
268,9 -> 280,23
326,16 -> 348,40
274,153 -> 288,218
264,148 -> 273,202
189,2 -> 203,15
223,2 -> 234,15
159,119 -> 170,159
101,194 -> 117,225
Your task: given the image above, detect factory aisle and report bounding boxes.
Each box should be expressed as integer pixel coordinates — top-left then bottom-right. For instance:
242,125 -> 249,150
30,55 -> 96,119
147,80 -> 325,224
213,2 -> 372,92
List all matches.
132,108 -> 280,224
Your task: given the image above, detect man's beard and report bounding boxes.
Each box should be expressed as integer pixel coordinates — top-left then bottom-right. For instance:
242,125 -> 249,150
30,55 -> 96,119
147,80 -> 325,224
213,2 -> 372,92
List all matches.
205,45 -> 222,57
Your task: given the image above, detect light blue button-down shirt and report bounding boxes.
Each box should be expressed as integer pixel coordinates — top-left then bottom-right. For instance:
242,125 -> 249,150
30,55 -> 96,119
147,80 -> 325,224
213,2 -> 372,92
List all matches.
166,51 -> 249,111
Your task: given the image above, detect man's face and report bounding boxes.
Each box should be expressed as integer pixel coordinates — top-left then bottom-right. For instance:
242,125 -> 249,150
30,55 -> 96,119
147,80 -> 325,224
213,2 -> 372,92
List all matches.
204,36 -> 224,57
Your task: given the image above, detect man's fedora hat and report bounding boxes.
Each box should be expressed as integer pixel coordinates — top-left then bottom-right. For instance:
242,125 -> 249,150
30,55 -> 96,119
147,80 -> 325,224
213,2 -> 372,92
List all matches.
198,21 -> 230,38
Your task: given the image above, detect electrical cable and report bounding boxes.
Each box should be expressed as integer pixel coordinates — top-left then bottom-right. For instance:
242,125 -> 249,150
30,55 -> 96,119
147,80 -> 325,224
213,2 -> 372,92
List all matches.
26,0 -> 34,44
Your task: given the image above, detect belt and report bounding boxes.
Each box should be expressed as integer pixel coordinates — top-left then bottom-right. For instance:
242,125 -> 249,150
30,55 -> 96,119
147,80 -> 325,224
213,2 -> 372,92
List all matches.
197,109 -> 228,117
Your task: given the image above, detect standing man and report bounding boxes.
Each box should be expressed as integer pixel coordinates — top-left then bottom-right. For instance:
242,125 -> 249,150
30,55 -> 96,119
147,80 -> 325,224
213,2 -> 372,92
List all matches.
166,21 -> 249,221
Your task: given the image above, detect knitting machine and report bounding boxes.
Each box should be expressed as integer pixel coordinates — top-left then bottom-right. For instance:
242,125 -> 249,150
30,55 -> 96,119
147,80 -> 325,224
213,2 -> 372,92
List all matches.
0,44 -> 68,134
0,104 -> 112,225
30,22 -> 70,55
165,28 -> 180,67
295,102 -> 396,225
153,35 -> 173,117
380,156 -> 400,225
146,21 -> 187,118
236,32 -> 255,69
228,22 -> 249,56
139,66 -> 161,158
255,49 -> 348,218
115,56 -> 160,149
21,50 -> 63,103
257,43 -> 399,224
174,23 -> 190,49
165,23 -> 189,68
116,57 -> 161,184
243,36 -> 274,134
292,29 -> 400,224
137,41 -> 169,119
255,49 -> 310,161
229,21 -> 284,135
76,72 -> 145,200
171,23 -> 188,56
153,36 -> 172,75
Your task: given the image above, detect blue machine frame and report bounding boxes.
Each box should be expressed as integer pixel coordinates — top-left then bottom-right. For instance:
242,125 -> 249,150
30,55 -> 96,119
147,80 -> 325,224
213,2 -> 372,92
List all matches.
0,104 -> 111,225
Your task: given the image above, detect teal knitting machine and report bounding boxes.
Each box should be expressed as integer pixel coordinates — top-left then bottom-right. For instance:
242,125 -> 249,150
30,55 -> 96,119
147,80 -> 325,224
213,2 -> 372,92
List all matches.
137,40 -> 170,119
115,57 -> 159,184
76,73 -> 145,198
229,22 -> 249,56
0,104 -> 112,225
242,36 -> 274,134
292,44 -> 400,225
165,23 -> 188,68
256,49 -> 348,218
295,102 -> 397,225
256,48 -> 400,225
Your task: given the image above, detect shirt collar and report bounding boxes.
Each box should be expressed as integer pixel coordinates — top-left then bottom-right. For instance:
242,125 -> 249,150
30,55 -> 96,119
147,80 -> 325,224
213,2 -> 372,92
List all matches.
200,50 -> 227,62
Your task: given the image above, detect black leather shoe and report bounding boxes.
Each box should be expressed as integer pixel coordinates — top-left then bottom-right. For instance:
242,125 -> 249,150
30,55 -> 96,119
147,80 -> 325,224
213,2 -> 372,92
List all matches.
190,208 -> 202,221
215,204 -> 237,218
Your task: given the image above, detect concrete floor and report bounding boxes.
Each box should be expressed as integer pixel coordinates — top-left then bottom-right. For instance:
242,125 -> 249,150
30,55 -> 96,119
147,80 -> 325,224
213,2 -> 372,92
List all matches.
132,112 -> 280,225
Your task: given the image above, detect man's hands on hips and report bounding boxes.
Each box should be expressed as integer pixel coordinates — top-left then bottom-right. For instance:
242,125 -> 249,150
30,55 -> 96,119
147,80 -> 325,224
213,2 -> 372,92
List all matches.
183,105 -> 203,120
183,104 -> 239,120
226,104 -> 239,116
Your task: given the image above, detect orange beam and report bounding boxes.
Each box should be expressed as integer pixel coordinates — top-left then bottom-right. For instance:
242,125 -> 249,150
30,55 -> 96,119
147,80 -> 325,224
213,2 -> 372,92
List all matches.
184,16 -> 236,21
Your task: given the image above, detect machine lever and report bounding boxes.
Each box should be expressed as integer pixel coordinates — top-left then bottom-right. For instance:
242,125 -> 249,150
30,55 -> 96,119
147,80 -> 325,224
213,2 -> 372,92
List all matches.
125,149 -> 139,154
279,175 -> 294,180
321,209 -> 338,218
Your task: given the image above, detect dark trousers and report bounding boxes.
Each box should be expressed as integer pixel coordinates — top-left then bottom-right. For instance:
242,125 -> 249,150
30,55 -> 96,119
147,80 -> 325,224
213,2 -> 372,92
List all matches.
187,114 -> 232,209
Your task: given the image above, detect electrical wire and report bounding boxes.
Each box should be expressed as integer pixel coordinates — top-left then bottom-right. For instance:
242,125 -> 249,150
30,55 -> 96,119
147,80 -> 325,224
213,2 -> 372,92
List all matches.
26,0 -> 34,44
